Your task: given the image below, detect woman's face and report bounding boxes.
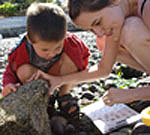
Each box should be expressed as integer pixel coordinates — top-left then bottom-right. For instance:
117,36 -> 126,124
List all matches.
73,5 -> 124,38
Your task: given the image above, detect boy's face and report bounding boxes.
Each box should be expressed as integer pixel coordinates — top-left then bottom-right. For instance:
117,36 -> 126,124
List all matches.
31,38 -> 64,60
73,5 -> 123,38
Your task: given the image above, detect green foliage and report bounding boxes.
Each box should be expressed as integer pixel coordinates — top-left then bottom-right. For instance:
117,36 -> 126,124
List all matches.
0,2 -> 20,16
111,78 -> 138,89
12,0 -> 54,9
117,70 -> 122,77
0,0 -> 55,16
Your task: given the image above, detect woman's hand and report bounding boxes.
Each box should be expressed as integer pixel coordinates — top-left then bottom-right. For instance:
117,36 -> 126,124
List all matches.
28,70 -> 63,96
1,83 -> 20,97
102,88 -> 133,106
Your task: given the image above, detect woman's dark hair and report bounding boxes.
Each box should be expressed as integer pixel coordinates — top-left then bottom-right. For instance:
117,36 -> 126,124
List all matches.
26,2 -> 67,43
68,0 -> 112,20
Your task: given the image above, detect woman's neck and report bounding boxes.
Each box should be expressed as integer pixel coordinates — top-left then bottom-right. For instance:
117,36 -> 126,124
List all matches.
119,0 -> 138,17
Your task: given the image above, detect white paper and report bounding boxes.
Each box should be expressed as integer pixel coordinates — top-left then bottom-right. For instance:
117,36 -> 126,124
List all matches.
81,98 -> 141,134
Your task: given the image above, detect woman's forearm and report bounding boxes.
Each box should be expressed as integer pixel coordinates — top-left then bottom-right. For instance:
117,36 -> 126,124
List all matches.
61,65 -> 109,85
130,86 -> 150,101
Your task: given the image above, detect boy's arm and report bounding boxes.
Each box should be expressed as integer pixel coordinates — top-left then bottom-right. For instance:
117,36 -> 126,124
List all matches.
3,36 -> 30,87
3,64 -> 18,87
2,63 -> 20,97
1,83 -> 20,97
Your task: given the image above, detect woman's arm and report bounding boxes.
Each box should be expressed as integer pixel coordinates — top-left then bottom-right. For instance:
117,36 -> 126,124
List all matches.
132,86 -> 150,101
102,86 -> 150,106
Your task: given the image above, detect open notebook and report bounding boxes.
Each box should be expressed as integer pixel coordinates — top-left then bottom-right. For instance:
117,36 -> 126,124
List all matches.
81,98 -> 141,134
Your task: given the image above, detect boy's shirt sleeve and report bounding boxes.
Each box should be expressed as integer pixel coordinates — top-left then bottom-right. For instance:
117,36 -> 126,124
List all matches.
3,37 -> 30,87
63,33 -> 90,71
3,64 -> 18,87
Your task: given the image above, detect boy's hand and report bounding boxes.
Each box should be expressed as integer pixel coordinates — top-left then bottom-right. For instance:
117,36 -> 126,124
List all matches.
28,70 -> 62,96
1,83 -> 20,97
27,70 -> 50,82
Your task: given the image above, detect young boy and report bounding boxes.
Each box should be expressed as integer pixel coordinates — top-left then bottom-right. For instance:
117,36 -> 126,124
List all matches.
1,2 -> 90,118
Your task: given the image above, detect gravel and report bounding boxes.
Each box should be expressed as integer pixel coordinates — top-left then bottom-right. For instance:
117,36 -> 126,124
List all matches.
0,31 -> 150,135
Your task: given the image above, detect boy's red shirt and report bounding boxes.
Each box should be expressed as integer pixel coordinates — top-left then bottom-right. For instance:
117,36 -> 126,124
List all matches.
3,32 -> 90,87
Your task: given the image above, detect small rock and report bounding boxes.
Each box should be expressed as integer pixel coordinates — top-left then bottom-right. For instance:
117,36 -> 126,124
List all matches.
78,131 -> 87,135
110,132 -> 128,135
81,92 -> 95,100
0,34 -> 3,39
50,116 -> 68,135
64,124 -> 75,135
89,85 -> 98,93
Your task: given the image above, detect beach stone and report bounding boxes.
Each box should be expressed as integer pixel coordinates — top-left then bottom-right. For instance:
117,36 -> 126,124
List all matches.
0,34 -> 3,39
81,92 -> 95,100
64,124 -> 75,135
120,66 -> 143,79
110,132 -> 128,135
78,131 -> 88,135
118,127 -> 132,134
88,85 -> 99,93
73,113 -> 102,135
50,116 -> 68,135
0,79 -> 51,135
132,122 -> 150,135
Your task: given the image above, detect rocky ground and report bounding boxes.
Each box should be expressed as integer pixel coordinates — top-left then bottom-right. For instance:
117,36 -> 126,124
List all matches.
0,31 -> 150,135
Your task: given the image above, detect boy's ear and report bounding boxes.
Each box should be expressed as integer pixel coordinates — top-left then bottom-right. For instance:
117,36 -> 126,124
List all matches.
26,34 -> 32,44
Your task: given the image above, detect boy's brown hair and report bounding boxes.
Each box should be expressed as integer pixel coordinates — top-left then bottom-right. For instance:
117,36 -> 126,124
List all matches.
26,2 -> 67,43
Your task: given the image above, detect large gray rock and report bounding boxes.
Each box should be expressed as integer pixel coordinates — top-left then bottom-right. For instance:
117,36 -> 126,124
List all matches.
0,79 -> 52,135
